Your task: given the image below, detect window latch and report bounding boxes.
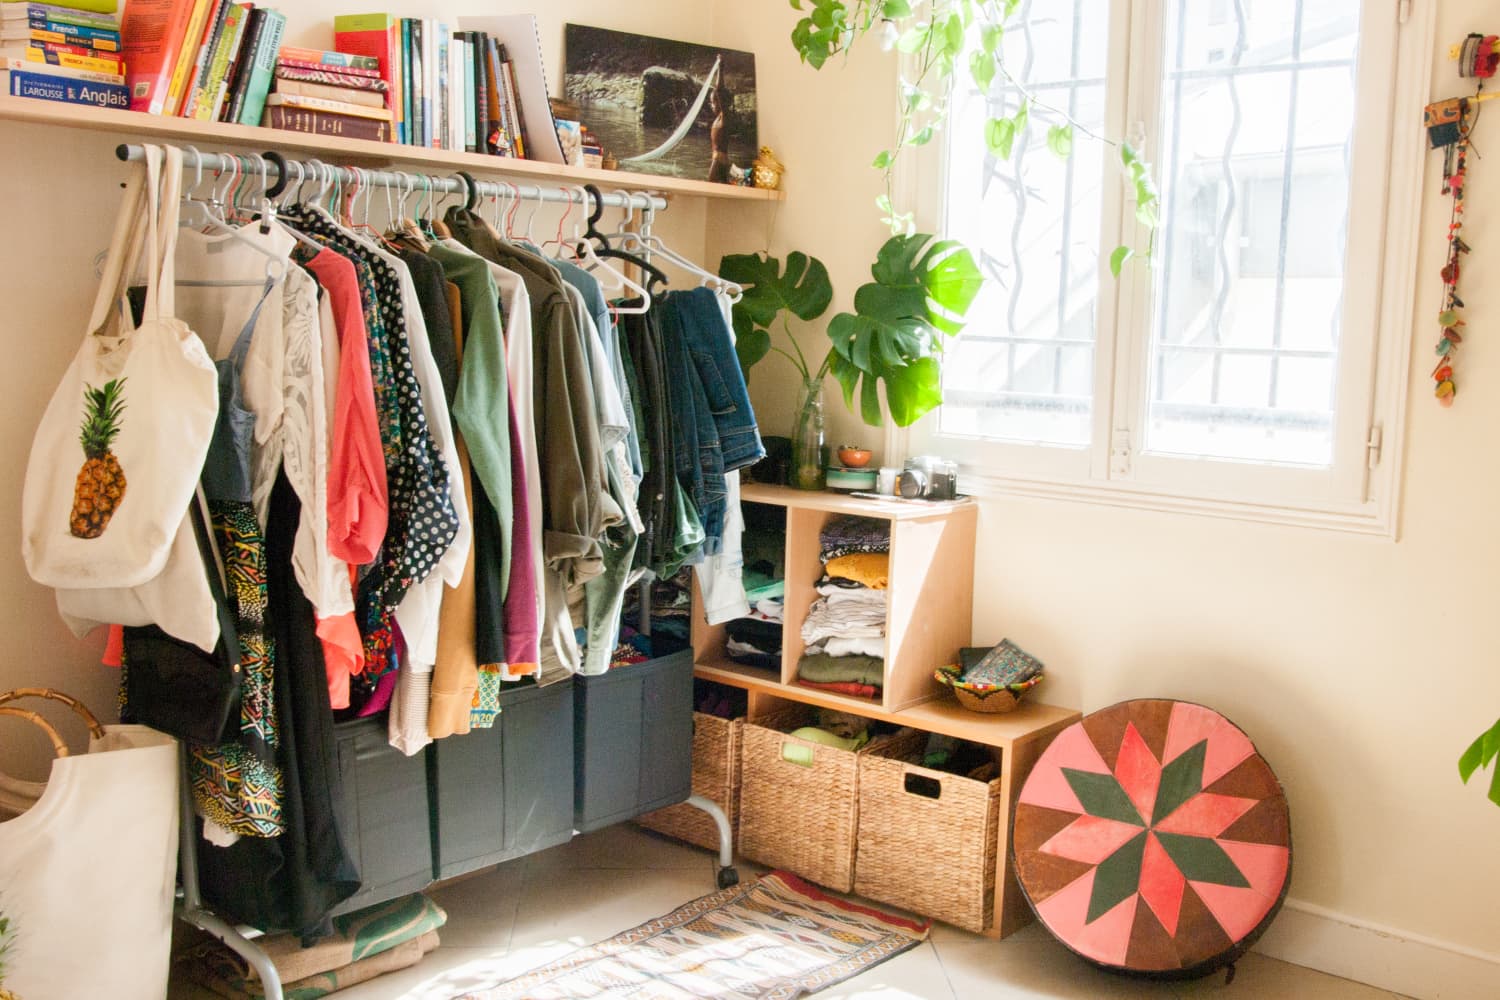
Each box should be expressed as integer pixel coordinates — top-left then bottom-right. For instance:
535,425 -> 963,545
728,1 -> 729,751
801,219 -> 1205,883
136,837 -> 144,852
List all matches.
1111,429 -> 1132,477
1367,425 -> 1384,470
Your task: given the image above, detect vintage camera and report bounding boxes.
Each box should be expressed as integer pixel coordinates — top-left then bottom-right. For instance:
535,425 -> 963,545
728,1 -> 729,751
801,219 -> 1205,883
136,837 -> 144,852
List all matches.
898,455 -> 959,500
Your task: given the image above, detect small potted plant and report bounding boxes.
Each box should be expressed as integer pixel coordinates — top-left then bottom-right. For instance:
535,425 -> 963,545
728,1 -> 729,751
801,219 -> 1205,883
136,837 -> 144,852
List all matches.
722,235 -> 981,489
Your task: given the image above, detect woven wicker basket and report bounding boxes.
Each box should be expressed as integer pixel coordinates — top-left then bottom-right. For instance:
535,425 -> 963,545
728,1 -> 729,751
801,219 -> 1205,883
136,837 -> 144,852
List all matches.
738,707 -> 922,892
854,744 -> 1004,933
637,711 -> 743,850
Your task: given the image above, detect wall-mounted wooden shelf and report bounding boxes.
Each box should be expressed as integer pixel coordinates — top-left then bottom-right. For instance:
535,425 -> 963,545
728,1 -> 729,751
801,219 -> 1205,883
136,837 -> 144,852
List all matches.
0,95 -> 785,203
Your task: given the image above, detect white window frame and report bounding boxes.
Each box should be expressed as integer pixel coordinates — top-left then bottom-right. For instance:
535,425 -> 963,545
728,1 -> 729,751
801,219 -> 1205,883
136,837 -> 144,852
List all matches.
896,0 -> 1435,537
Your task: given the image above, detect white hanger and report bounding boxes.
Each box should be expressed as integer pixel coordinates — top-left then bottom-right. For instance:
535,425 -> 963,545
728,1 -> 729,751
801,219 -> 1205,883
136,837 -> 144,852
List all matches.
176,151 -> 287,288
620,199 -> 742,302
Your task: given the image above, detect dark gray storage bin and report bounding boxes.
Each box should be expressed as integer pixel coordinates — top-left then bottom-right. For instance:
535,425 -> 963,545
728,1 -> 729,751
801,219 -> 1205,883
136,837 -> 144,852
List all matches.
429,678 -> 576,880
330,717 -> 434,917
573,649 -> 694,833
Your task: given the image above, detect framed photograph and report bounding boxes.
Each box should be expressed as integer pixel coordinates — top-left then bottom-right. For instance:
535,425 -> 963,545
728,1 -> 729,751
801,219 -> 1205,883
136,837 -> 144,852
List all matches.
564,24 -> 758,184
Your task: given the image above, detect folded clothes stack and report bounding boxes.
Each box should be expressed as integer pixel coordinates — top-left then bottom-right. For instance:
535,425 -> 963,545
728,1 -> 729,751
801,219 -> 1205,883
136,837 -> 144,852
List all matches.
797,515 -> 890,700
726,616 -> 783,670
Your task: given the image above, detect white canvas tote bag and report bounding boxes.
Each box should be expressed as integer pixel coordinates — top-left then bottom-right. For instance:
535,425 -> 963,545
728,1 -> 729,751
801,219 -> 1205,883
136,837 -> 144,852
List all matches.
0,691 -> 179,1000
21,145 -> 218,590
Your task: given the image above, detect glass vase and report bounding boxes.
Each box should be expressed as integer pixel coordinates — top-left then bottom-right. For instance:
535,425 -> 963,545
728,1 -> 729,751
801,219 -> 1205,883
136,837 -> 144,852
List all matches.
791,377 -> 827,491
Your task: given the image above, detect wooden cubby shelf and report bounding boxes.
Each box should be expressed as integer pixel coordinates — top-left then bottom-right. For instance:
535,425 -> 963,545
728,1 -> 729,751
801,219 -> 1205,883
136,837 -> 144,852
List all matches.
691,484 -> 1081,938
0,96 -> 786,203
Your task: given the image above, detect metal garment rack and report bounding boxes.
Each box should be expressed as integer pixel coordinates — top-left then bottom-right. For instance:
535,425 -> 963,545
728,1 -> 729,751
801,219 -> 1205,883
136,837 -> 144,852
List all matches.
114,142 -> 669,214
119,142 -> 730,1000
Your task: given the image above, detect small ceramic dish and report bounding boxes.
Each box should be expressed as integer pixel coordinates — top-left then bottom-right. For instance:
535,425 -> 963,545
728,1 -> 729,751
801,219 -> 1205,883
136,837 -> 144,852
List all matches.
837,446 -> 873,468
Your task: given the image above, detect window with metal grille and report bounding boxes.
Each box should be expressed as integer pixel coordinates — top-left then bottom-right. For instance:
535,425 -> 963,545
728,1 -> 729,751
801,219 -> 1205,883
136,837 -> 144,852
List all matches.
909,0 -> 1426,533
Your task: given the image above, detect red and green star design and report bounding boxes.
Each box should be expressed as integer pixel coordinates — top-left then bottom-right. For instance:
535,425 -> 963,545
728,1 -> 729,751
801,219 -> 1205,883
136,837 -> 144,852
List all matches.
1014,701 -> 1290,975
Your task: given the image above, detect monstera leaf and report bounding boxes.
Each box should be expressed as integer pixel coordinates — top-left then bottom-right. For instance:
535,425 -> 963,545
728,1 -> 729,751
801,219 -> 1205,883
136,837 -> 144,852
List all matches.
827,234 -> 983,426
719,251 -> 834,374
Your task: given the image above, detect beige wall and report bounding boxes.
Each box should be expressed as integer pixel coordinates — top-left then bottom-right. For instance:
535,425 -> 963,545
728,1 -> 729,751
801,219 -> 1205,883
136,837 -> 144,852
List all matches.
0,0 -> 711,780
706,0 -> 1500,962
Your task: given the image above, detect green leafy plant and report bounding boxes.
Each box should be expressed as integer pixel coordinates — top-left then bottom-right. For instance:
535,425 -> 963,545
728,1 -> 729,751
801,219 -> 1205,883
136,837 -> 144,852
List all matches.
723,233 -> 982,427
1460,718 -> 1500,806
0,906 -> 15,989
789,0 -> 1159,264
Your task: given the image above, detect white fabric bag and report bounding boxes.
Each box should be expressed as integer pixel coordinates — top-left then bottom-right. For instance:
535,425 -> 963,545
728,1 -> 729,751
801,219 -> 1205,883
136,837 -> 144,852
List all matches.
0,692 -> 179,1000
22,145 -> 218,590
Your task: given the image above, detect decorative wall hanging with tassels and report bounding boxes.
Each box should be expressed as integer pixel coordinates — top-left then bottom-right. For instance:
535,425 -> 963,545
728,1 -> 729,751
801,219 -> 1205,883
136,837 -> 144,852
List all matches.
1423,33 -> 1499,407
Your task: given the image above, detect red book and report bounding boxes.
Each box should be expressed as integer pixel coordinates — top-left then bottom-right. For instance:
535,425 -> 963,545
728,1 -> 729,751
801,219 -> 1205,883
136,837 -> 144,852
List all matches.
275,55 -> 379,79
118,0 -> 198,113
333,13 -> 398,122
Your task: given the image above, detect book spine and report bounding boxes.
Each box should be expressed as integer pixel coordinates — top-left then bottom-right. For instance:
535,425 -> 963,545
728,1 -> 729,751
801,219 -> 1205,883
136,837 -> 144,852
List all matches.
118,0 -> 192,114
264,104 -> 390,142
435,20 -> 447,150
178,0 -> 224,116
482,35 -> 506,155
213,2 -> 253,121
421,17 -> 434,148
163,0 -> 212,116
332,13 -> 397,120
408,19 -> 423,147
9,6 -> 120,33
13,0 -> 119,13
499,45 -> 527,159
220,4 -> 262,122
10,39 -> 121,66
470,31 -> 488,154
191,1 -> 242,119
273,78 -> 385,108
0,54 -> 122,84
398,18 -> 411,145
7,67 -> 128,107
461,33 -> 475,153
276,45 -> 378,71
235,6 -> 281,125
265,92 -> 392,121
18,22 -> 120,48
274,64 -> 387,90
21,46 -> 119,73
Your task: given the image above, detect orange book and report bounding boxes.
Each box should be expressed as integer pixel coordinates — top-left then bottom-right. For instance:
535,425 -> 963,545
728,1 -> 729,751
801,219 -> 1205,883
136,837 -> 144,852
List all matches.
119,0 -> 198,114
162,0 -> 212,116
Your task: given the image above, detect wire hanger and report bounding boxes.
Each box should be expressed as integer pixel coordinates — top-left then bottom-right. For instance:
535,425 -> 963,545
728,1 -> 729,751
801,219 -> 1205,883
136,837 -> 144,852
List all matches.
624,198 -> 741,302
176,152 -> 286,287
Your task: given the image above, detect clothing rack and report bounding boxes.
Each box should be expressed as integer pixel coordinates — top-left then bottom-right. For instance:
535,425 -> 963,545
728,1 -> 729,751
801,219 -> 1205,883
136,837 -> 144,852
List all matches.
113,142 -> 669,214
121,141 -> 730,1000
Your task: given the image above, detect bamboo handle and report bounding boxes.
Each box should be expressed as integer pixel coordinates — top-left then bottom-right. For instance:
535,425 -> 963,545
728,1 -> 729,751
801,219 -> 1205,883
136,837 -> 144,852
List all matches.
0,706 -> 70,759
0,688 -> 106,739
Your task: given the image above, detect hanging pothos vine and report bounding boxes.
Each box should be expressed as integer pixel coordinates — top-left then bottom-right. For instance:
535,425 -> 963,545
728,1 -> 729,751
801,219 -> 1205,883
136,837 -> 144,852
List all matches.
791,0 -> 1160,268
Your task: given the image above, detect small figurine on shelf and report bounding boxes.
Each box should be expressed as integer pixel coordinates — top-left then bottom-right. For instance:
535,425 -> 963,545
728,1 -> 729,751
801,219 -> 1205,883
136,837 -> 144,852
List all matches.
753,146 -> 784,190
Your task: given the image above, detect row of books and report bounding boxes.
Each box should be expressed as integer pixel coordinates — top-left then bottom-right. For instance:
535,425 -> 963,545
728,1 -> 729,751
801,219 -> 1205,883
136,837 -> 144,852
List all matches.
2,2 -> 129,109
118,2 -> 287,125
1,3 -> 568,164
329,13 -> 564,160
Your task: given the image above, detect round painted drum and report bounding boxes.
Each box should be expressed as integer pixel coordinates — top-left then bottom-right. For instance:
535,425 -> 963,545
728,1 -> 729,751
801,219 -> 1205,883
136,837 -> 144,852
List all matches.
1013,700 -> 1291,979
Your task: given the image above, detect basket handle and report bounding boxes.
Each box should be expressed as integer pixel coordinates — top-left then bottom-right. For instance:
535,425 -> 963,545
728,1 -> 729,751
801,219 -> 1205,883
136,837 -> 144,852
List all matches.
0,706 -> 71,759
0,688 -> 105,740
780,740 -> 816,768
903,771 -> 944,800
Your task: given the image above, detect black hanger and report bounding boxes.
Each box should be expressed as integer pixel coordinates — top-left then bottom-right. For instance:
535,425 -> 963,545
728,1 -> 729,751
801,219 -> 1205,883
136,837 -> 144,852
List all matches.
457,171 -> 480,213
580,183 -> 669,293
264,151 -> 290,200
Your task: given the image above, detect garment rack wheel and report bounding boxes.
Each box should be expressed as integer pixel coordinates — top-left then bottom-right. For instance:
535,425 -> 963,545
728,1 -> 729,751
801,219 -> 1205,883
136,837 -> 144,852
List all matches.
684,793 -> 739,888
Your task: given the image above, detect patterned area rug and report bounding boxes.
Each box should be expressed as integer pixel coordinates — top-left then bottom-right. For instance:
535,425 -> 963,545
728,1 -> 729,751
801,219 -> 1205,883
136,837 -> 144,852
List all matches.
459,870 -> 930,999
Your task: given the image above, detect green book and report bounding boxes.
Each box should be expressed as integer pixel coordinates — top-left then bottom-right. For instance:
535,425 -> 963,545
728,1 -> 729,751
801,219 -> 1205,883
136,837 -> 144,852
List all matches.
0,0 -> 117,13
236,6 -> 283,126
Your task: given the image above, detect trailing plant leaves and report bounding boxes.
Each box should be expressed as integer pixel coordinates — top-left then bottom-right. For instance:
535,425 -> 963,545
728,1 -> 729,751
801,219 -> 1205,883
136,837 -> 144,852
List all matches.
1459,717 -> 1500,782
1110,245 -> 1135,278
980,22 -> 1003,54
882,0 -> 913,16
826,233 -> 983,427
970,50 -> 996,91
1048,123 -> 1074,158
986,116 -> 1016,159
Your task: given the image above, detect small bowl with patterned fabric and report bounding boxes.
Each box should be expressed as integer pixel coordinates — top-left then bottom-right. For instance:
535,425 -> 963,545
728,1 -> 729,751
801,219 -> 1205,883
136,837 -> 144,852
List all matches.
934,639 -> 1046,714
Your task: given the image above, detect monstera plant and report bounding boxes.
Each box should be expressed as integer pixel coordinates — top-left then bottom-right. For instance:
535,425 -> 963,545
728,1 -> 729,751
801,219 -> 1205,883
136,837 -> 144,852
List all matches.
722,233 -> 982,428
1461,719 -> 1500,806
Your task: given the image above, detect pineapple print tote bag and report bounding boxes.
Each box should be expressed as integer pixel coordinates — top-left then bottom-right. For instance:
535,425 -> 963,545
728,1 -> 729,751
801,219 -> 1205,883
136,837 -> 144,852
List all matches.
21,145 -> 218,590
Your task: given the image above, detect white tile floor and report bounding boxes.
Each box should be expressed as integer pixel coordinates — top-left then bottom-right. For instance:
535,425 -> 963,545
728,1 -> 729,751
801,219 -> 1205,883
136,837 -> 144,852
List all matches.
172,825 -> 1411,1000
